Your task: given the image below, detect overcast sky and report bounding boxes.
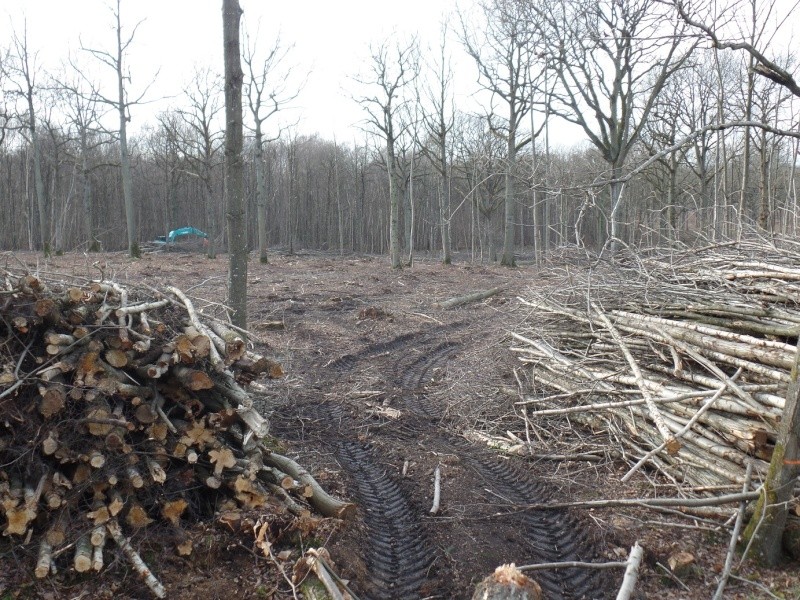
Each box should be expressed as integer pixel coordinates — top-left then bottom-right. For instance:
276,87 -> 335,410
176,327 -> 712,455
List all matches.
1,1 -> 797,150
1,0 -> 482,143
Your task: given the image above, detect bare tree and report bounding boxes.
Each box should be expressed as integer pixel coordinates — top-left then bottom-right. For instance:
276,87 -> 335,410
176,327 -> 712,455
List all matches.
460,0 -> 539,266
420,21 -> 455,264
243,31 -> 301,264
455,113 -> 506,262
154,111 -> 184,243
6,22 -> 50,255
533,0 -> 696,251
81,0 -> 153,258
177,67 -> 224,259
354,37 -> 419,269
223,0 -> 247,329
56,63 -> 113,252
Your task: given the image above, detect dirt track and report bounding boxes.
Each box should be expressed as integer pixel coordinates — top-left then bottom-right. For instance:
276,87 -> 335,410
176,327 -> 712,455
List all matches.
253,253 -> 615,598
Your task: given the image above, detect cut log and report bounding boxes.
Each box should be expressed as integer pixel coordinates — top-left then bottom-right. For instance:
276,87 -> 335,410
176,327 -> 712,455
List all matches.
472,564 -> 543,600
161,499 -> 188,526
106,520 -> 166,599
437,287 -> 503,310
35,540 -> 53,579
74,534 -> 93,572
263,452 -> 354,519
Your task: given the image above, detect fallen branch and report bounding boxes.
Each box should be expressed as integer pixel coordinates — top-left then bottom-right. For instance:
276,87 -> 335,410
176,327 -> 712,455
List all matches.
591,302 -> 680,454
713,462 -> 753,600
510,491 -> 761,512
106,520 -> 166,599
616,543 -> 644,600
430,464 -> 441,514
436,287 -> 502,310
517,559 -> 628,572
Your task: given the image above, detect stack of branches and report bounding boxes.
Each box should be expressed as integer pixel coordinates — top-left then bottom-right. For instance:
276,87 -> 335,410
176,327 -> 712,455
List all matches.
0,269 -> 352,596
511,239 -> 800,492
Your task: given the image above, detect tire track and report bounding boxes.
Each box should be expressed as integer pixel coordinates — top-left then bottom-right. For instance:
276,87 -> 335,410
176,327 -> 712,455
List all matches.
451,439 -> 612,599
272,400 -> 435,600
395,341 -> 460,418
392,338 -> 612,599
334,441 -> 434,600
327,321 -> 468,372
279,312 -> 612,598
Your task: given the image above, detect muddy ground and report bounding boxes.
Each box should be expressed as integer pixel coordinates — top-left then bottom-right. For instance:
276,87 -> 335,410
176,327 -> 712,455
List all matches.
2,250 -> 798,600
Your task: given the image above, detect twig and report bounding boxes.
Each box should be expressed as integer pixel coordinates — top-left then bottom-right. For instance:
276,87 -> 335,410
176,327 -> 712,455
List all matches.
621,368 -> 743,483
517,559 -> 628,572
591,302 -> 679,454
729,574 -> 782,599
106,520 -> 166,599
509,491 -> 761,512
713,461 -> 753,600
615,542 -> 644,600
655,562 -> 690,592
430,465 -> 441,514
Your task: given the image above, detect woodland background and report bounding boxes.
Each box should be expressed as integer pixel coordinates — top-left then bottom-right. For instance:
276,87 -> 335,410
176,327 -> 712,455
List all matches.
0,0 -> 798,263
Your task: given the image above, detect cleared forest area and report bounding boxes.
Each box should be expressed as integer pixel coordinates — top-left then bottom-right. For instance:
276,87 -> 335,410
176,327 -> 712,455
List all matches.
1,243 -> 799,598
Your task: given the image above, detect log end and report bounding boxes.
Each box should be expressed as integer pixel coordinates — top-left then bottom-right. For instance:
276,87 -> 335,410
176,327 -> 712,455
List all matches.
471,564 -> 543,600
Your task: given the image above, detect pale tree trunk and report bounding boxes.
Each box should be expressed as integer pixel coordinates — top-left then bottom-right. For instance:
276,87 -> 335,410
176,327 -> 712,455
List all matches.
757,127 -> 769,230
255,129 -> 269,263
742,338 -> 800,565
287,140 -> 297,254
531,108 -> 541,266
203,174 -> 217,259
223,0 -> 247,329
501,135 -> 516,266
388,139 -> 402,269
116,7 -> 138,258
405,145 -> 414,266
30,126 -> 49,256
334,142 -> 344,256
738,4 -> 757,239
403,182 -> 412,263
738,60 -> 754,239
440,160 -> 452,264
20,47 -> 49,256
608,166 -> 623,253
80,131 -> 100,252
667,151 -> 678,242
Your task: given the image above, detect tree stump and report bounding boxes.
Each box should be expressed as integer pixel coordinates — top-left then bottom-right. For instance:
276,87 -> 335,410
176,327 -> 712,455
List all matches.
472,564 -> 543,600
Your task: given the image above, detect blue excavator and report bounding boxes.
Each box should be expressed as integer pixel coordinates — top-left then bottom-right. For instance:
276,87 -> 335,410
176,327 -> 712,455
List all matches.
152,227 -> 209,250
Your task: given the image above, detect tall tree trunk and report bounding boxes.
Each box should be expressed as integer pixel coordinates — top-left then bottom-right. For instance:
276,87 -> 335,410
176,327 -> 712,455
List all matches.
334,142 -> 344,256
501,136 -> 516,267
223,0 -> 247,329
440,161 -> 451,265
30,129 -> 52,256
742,338 -> 800,565
757,128 -> 769,230
203,175 -> 217,259
116,11 -> 138,258
608,165 -> 623,253
255,129 -> 269,263
388,140 -> 402,269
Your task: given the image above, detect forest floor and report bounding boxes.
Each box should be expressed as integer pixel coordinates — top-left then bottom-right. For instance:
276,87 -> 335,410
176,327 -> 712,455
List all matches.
2,249 -> 799,600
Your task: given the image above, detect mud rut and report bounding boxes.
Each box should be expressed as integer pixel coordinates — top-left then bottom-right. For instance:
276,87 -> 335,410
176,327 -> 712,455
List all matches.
270,302 -> 615,599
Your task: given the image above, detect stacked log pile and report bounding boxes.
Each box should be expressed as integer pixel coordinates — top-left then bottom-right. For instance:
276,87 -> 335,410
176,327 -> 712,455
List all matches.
0,269 -> 351,596
512,240 -> 800,492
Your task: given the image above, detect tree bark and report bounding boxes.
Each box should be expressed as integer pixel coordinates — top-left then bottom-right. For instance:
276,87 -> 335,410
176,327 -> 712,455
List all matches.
223,0 -> 247,329
115,0 -> 138,258
742,336 -> 800,565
